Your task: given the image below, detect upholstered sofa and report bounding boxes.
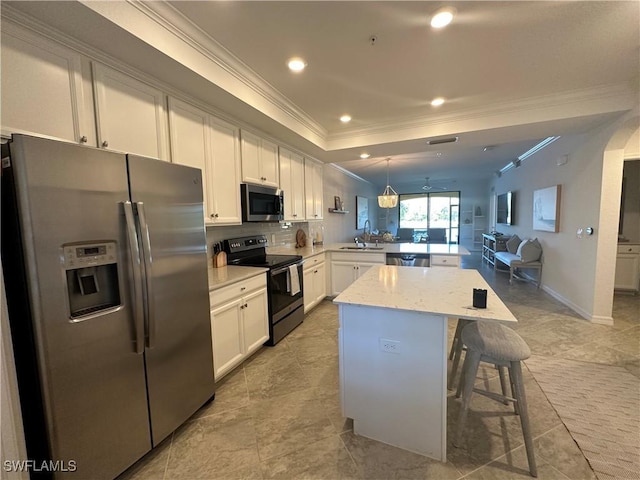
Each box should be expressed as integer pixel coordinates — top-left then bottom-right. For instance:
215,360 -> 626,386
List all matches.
494,235 -> 543,288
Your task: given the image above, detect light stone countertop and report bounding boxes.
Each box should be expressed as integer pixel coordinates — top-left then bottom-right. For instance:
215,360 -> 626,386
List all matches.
267,242 -> 469,258
333,265 -> 517,323
208,265 -> 268,291
267,244 -> 328,258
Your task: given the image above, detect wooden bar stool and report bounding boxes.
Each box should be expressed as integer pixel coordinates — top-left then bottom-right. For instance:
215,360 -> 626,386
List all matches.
454,321 -> 537,477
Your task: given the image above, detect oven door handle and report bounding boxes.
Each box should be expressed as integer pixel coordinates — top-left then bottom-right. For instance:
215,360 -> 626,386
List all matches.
271,261 -> 304,276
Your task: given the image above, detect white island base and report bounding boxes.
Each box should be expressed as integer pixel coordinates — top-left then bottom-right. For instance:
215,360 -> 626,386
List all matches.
335,266 -> 517,462
338,303 -> 449,461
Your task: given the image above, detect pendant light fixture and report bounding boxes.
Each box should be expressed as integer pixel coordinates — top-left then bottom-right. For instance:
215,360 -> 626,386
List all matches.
378,158 -> 398,208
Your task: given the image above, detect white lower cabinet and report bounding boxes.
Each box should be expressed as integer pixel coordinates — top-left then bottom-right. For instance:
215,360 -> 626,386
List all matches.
303,254 -> 326,312
615,244 -> 640,291
210,274 -> 268,381
330,252 -> 386,295
430,255 -> 460,268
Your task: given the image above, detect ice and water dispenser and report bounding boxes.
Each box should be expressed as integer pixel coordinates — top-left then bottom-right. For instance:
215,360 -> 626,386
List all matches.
63,242 -> 121,318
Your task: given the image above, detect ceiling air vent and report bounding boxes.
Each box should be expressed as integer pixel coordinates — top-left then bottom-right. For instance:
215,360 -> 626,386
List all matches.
426,136 -> 459,145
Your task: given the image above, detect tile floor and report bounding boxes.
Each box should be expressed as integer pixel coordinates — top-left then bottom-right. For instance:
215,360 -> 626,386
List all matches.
120,253 -> 639,480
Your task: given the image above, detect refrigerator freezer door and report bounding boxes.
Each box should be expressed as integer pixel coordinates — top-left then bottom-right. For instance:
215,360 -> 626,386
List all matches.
127,154 -> 215,445
5,135 -> 152,478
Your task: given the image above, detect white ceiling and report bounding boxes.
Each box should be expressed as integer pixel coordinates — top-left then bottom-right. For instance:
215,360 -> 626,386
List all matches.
5,1 -> 639,188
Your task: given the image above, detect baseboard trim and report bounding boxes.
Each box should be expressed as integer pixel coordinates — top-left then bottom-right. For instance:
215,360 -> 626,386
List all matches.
590,315 -> 615,326
540,285 -> 613,325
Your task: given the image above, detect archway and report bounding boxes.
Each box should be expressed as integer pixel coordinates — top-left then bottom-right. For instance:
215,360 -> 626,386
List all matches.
592,116 -> 639,323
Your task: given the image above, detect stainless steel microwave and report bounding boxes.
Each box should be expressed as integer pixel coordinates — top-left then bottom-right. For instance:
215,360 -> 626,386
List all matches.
241,184 -> 284,222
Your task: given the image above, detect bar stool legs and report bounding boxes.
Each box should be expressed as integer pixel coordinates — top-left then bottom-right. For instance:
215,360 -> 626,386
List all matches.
454,350 -> 481,446
448,319 -> 472,390
512,361 -> 536,476
454,321 -> 537,477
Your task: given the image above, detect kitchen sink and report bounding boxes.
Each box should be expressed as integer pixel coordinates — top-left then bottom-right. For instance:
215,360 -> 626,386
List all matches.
339,246 -> 385,250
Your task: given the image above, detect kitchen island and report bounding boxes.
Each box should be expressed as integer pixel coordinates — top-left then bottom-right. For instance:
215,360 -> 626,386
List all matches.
333,265 -> 516,462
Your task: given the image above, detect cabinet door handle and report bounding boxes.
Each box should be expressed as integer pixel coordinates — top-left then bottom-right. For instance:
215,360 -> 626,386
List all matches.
240,304 -> 244,310
102,140 -> 109,148
244,303 -> 248,308
241,287 -> 246,291
79,135 -> 88,143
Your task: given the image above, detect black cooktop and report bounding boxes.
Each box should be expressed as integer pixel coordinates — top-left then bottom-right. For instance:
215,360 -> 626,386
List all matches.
229,254 -> 302,269
224,234 -> 302,269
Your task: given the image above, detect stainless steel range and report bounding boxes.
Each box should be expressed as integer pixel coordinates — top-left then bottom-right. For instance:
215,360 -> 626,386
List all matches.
223,235 -> 304,345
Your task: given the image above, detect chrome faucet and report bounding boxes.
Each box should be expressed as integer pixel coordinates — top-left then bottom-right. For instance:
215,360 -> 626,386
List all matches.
362,219 -> 371,247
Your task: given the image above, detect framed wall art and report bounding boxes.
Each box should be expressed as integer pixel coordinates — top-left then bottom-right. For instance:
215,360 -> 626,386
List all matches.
356,196 -> 368,229
533,185 -> 561,232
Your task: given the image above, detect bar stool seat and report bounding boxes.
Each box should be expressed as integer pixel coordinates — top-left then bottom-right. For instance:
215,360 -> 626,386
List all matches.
454,321 -> 537,477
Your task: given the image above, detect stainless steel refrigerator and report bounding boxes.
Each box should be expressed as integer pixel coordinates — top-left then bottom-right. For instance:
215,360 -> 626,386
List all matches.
1,134 -> 215,479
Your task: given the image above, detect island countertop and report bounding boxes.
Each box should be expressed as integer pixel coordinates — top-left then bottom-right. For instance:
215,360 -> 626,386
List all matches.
333,265 -> 516,323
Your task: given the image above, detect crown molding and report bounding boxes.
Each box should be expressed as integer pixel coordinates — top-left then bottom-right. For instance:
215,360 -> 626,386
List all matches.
122,1 -> 327,143
329,164 -> 373,185
326,82 -> 638,150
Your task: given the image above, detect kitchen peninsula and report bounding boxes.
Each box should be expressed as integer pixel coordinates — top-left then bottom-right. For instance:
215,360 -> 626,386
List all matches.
268,242 -> 470,259
333,265 -> 516,462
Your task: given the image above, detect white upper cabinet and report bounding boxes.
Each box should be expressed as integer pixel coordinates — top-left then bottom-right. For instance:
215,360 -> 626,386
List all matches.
168,97 -> 241,226
1,22 -> 94,144
208,116 -> 242,224
240,130 -> 279,188
93,63 -> 169,160
304,158 -> 324,220
279,147 -> 306,221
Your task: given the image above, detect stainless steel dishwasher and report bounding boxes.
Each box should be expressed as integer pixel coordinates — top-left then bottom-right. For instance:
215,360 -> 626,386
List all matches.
386,253 -> 430,267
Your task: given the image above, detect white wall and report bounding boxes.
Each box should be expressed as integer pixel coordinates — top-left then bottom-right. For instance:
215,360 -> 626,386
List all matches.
488,114 -> 638,322
322,166 -> 379,244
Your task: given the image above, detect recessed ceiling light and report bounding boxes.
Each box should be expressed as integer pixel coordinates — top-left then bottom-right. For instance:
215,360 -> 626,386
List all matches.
340,115 -> 352,123
287,58 -> 306,72
360,153 -> 370,159
431,8 -> 455,29
431,97 -> 445,107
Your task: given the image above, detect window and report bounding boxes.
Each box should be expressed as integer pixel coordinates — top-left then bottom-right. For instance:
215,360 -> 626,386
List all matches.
398,192 -> 460,243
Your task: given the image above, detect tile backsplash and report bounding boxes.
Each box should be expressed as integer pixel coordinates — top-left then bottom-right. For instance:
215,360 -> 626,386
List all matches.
205,221 -> 319,262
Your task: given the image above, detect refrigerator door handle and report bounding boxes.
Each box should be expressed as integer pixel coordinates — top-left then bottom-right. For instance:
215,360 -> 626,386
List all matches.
136,202 -> 156,349
123,201 -> 145,354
